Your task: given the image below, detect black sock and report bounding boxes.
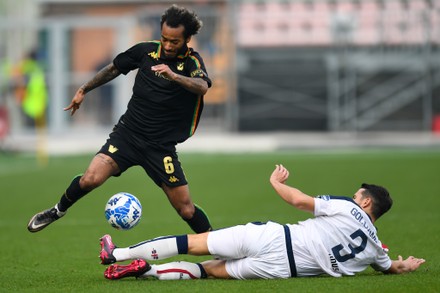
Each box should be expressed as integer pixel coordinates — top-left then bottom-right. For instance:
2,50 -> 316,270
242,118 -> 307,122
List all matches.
58,175 -> 89,212
184,205 -> 212,233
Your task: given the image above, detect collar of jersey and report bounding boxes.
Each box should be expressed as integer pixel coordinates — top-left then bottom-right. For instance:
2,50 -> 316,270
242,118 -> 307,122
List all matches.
156,42 -> 190,60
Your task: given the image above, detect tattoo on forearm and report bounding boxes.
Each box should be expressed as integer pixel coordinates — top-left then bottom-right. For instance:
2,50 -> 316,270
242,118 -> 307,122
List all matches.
81,64 -> 120,93
175,75 -> 208,95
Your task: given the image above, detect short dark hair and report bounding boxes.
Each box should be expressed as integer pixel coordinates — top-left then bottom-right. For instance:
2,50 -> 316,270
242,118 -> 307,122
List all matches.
160,5 -> 203,39
361,183 -> 393,220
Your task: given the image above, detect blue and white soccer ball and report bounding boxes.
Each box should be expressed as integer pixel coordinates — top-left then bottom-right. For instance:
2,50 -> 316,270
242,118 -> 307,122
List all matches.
104,192 -> 142,230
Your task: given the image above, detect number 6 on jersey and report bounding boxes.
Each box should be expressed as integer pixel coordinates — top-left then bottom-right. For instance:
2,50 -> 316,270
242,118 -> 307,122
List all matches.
163,156 -> 175,174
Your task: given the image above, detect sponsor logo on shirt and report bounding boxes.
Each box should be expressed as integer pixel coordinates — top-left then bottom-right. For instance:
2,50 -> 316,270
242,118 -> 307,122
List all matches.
108,145 -> 118,153
151,249 -> 159,260
169,176 -> 179,183
329,254 -> 340,272
190,69 -> 205,78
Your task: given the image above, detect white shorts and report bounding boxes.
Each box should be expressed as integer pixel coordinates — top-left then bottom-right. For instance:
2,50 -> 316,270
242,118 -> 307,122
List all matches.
207,221 -> 292,279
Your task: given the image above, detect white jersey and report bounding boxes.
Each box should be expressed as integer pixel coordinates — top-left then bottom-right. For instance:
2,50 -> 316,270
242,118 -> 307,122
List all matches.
288,196 -> 392,277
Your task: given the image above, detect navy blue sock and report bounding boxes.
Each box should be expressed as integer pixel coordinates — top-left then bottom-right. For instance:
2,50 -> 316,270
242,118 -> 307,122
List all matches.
176,235 -> 188,254
196,263 -> 208,279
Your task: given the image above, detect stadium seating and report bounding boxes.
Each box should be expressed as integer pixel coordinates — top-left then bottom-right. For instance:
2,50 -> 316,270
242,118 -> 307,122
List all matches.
237,0 -> 440,47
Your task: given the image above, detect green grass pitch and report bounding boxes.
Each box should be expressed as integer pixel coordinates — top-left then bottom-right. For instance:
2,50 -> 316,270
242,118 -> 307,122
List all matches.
0,149 -> 439,292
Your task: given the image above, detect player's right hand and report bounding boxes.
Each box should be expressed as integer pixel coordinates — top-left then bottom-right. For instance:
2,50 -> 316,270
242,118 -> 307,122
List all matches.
270,164 -> 290,184
64,89 -> 85,116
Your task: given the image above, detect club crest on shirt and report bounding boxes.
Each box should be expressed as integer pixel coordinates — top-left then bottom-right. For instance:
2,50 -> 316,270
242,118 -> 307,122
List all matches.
148,51 -> 159,60
177,62 -> 184,71
317,195 -> 331,201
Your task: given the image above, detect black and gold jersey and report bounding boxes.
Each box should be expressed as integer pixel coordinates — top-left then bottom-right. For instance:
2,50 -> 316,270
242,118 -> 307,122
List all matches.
113,41 -> 212,145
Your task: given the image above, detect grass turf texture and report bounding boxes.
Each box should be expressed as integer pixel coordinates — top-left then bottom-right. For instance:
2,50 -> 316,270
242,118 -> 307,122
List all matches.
0,149 -> 439,292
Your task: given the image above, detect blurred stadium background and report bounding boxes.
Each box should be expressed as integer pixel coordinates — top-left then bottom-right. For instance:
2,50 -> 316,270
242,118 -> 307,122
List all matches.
1,3 -> 439,290
1,0 -> 440,155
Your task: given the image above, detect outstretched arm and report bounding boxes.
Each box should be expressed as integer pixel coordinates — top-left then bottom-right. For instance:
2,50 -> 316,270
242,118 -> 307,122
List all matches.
269,164 -> 315,213
64,63 -> 121,116
385,255 -> 425,274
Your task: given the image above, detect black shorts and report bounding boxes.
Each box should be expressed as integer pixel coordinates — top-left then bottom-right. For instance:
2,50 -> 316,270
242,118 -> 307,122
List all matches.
98,128 -> 188,187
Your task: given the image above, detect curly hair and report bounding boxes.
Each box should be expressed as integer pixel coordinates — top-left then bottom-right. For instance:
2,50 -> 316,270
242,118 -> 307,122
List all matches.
160,4 -> 203,39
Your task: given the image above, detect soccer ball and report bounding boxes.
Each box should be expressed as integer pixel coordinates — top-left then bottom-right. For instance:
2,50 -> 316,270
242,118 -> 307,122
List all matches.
104,192 -> 142,230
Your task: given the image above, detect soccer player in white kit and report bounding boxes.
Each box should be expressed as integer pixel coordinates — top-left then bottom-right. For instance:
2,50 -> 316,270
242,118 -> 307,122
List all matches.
99,165 -> 425,280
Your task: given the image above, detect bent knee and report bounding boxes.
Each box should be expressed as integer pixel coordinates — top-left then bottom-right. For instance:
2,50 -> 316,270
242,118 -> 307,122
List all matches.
201,260 -> 231,279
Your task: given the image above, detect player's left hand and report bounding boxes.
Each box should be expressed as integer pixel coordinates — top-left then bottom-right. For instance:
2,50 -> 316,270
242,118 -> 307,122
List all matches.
151,64 -> 177,81
400,255 -> 426,272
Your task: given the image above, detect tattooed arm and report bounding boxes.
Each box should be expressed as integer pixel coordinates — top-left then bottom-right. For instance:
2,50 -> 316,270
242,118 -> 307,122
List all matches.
64,63 -> 121,116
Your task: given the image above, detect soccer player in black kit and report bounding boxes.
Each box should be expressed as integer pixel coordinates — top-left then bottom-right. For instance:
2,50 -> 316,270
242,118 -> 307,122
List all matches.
28,5 -> 213,234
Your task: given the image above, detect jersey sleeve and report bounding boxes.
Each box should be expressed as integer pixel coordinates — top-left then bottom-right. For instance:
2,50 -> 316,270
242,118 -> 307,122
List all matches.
313,196 -> 337,217
187,51 -> 212,88
314,195 -> 357,217
113,43 -> 148,75
370,251 -> 393,272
